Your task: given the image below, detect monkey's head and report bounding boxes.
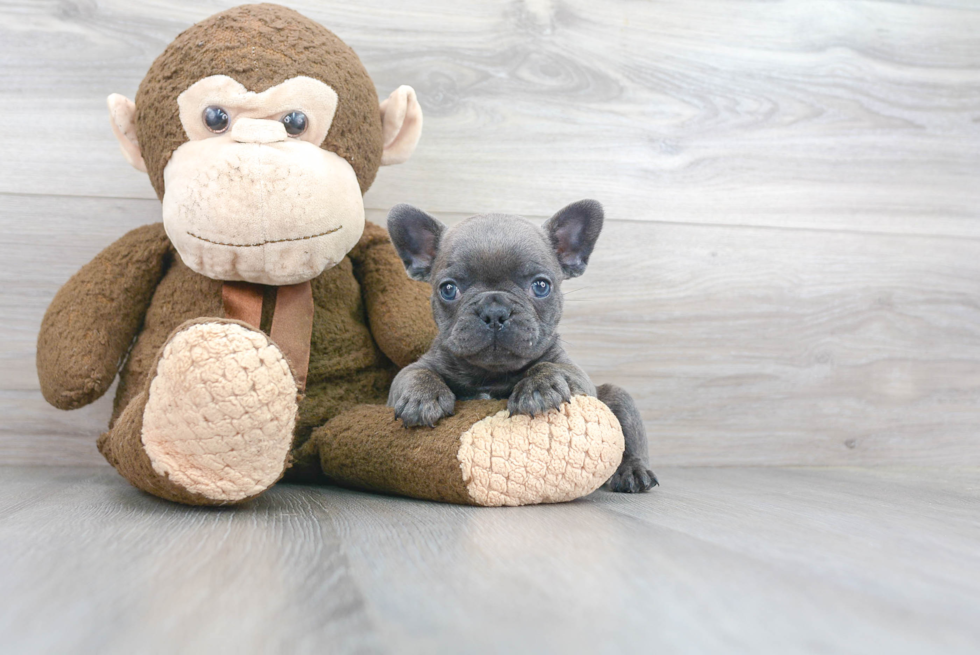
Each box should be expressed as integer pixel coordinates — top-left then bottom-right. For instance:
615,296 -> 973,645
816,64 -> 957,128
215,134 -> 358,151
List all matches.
107,4 -> 422,285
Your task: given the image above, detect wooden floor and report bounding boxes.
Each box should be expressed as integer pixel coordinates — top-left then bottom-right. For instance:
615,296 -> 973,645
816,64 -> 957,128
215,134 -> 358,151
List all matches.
1,466 -> 977,654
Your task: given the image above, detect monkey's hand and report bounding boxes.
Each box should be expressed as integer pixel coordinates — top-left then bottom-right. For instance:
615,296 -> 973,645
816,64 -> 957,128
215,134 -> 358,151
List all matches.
388,366 -> 456,428
37,223 -> 172,410
508,362 -> 594,417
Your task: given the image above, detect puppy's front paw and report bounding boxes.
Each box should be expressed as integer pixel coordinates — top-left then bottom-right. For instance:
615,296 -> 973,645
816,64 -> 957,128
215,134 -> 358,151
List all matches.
508,368 -> 572,417
607,456 -> 658,493
391,383 -> 456,428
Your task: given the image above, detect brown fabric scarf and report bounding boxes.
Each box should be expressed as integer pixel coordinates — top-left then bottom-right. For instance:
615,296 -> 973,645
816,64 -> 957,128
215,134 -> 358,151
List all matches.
222,281 -> 313,392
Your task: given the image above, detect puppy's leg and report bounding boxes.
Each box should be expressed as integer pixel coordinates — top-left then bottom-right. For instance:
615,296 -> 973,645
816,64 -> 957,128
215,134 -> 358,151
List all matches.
598,383 -> 658,492
508,361 -> 596,417
389,365 -> 457,428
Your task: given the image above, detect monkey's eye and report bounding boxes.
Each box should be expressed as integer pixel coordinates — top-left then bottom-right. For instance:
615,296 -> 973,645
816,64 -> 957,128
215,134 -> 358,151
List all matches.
203,106 -> 230,133
281,111 -> 308,136
531,278 -> 551,298
439,282 -> 458,302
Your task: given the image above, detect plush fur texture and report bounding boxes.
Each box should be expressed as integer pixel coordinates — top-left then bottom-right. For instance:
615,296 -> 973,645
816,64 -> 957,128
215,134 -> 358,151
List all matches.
74,222 -> 434,455
163,73 -> 367,285
141,321 -> 297,502
306,400 -> 499,504
74,222 -> 436,504
457,395 -> 624,506
176,76 -> 339,145
163,131 -> 365,285
135,3 -> 384,198
37,3 -> 629,506
307,395 -> 623,506
98,385 -> 216,506
37,223 -> 173,410
42,217 -> 626,506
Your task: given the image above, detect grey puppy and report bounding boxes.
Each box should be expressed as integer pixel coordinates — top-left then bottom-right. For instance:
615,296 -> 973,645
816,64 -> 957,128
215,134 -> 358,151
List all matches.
386,200 -> 657,492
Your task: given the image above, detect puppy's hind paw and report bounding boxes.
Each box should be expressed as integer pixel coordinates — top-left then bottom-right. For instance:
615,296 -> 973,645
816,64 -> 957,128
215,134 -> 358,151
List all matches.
606,456 -> 658,493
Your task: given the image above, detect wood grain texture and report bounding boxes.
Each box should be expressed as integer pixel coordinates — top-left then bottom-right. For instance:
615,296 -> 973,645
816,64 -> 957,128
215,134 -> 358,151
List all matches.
0,0 -> 978,234
1,466 -> 978,654
4,194 -> 980,466
2,0 -> 979,467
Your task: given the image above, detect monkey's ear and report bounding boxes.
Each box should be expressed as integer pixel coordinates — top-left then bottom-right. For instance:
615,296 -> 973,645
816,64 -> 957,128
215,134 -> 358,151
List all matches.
387,204 -> 445,281
107,94 -> 147,173
542,200 -> 605,278
379,86 -> 423,166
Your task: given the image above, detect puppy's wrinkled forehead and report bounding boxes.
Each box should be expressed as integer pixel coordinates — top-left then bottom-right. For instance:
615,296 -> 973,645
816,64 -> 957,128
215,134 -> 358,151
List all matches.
436,215 -> 559,281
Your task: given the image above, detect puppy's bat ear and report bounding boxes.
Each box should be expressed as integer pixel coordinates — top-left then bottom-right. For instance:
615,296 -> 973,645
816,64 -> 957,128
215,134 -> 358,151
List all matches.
543,199 -> 604,278
387,204 -> 446,281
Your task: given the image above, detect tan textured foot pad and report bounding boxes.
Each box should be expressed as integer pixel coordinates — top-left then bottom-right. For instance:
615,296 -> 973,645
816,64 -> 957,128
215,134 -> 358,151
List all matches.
142,322 -> 298,502
458,395 -> 625,507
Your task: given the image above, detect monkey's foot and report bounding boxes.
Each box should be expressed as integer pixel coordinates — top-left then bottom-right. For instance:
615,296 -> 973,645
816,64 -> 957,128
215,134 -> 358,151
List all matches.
458,396 -> 625,506
314,395 -> 626,507
140,320 -> 297,503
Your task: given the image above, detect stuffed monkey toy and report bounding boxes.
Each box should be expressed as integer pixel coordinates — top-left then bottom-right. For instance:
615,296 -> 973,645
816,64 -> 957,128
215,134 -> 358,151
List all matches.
36,4 -> 625,507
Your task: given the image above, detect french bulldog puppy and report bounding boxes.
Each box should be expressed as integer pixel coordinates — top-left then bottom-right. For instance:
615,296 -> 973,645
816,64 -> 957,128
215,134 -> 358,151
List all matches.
386,200 -> 657,493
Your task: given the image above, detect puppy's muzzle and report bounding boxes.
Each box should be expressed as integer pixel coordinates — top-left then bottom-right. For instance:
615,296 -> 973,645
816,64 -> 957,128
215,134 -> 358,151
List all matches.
477,294 -> 513,331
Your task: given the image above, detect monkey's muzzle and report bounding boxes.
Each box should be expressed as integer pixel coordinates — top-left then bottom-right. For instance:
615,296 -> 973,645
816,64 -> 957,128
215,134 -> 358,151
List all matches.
161,136 -> 365,286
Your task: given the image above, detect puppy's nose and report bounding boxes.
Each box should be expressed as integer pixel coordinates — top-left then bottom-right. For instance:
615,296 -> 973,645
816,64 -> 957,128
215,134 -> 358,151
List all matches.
230,117 -> 288,144
479,301 -> 512,330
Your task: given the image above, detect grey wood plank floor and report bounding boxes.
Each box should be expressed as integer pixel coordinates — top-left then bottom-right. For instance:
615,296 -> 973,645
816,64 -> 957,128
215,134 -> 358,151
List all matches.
2,466 -> 978,654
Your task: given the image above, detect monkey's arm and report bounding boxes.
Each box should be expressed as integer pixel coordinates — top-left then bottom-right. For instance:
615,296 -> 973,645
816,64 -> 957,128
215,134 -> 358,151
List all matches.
350,222 -> 438,368
37,223 -> 172,410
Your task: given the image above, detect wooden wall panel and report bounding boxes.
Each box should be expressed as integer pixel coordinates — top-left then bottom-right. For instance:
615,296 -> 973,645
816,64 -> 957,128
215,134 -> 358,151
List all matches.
0,1 -> 978,233
1,0 -> 978,466
3,195 -> 978,466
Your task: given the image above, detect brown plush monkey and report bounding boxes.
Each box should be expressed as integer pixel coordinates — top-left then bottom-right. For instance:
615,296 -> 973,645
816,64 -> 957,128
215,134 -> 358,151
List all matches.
37,4 -> 624,507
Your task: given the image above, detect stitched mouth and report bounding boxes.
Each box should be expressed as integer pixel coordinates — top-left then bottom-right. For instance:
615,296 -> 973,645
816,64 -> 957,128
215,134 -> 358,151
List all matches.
186,225 -> 342,248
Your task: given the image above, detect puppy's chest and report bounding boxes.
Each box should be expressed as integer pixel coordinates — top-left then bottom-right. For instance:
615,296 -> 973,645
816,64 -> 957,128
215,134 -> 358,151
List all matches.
450,373 -> 524,401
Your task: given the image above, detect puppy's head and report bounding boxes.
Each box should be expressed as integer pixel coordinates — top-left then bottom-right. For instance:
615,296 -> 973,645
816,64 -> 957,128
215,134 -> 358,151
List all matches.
388,200 -> 603,372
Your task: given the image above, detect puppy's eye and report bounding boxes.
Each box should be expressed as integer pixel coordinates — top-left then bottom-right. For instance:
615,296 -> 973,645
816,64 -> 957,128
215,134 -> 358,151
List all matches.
203,106 -> 230,133
281,111 -> 308,136
531,279 -> 551,298
439,282 -> 458,301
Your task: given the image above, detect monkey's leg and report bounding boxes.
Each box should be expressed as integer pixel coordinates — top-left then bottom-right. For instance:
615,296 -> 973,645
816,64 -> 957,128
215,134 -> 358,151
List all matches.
302,396 -> 625,506
598,383 -> 658,493
97,319 -> 297,505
